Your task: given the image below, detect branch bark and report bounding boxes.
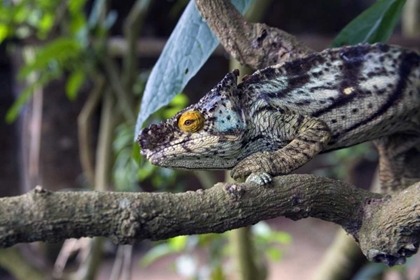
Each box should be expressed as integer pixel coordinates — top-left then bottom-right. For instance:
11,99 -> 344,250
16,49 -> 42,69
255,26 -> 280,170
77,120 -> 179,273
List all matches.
1,175 -> 419,266
195,0 -> 314,69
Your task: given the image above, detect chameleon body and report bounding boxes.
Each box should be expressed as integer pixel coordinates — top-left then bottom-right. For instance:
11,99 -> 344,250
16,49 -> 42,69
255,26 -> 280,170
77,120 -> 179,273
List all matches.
138,43 -> 420,188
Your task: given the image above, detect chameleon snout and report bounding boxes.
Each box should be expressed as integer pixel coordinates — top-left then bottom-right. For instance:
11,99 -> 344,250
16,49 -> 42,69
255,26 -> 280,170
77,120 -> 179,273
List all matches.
137,136 -> 150,150
137,129 -> 152,150
137,123 -> 162,150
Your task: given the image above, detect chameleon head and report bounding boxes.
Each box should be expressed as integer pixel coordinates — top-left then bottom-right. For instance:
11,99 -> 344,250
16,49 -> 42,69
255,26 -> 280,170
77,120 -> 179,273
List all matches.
137,70 -> 248,170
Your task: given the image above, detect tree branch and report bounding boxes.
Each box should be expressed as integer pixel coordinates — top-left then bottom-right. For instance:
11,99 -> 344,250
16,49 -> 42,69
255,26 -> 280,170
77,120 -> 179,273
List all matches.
195,0 -> 314,69
1,175 -> 419,266
77,74 -> 105,185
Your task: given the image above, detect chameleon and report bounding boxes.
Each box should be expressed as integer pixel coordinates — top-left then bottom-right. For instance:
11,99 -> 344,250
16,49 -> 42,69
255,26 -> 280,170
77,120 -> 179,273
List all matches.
137,43 -> 420,189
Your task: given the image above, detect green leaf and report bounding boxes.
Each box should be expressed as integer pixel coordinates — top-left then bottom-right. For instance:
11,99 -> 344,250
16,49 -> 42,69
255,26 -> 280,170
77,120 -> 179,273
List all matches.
169,93 -> 189,107
168,235 -> 188,251
266,247 -> 283,261
162,93 -> 189,119
113,123 -> 141,192
69,13 -> 87,35
65,70 -> 85,100
14,5 -> 31,24
132,141 -> 141,166
68,0 -> 86,13
37,12 -> 54,39
6,85 -> 35,123
135,0 -> 255,136
140,243 -> 174,267
137,161 -> 156,182
331,0 -> 406,47
210,264 -> 226,280
0,24 -> 9,43
19,38 -> 81,79
272,232 -> 292,244
6,69 -> 61,123
113,152 -> 140,192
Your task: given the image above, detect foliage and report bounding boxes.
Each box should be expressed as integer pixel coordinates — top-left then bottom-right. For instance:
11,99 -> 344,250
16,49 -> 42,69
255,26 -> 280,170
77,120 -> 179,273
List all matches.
0,0 -> 66,42
140,221 -> 291,279
2,0 -> 118,123
331,0 -> 406,47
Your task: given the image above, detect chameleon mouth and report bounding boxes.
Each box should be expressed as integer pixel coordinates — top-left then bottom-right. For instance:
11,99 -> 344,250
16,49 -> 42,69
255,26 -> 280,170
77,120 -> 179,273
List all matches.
140,148 -> 153,159
139,147 -> 166,166
140,138 -> 207,161
139,137 -> 208,161
142,148 -> 238,170
139,137 -> 240,170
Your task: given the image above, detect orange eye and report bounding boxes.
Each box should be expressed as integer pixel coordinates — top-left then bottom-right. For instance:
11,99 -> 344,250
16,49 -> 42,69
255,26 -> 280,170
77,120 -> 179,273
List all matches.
178,110 -> 205,132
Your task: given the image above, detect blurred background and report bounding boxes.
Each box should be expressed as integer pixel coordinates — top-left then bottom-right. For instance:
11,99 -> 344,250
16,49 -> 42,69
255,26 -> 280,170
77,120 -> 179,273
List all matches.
0,0 -> 420,279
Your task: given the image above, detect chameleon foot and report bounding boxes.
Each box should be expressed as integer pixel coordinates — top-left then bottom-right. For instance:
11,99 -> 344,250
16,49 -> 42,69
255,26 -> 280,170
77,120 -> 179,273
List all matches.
245,172 -> 272,186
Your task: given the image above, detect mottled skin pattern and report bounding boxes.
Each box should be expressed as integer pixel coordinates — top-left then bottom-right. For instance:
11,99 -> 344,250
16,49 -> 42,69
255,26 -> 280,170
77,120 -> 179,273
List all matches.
138,43 -> 420,189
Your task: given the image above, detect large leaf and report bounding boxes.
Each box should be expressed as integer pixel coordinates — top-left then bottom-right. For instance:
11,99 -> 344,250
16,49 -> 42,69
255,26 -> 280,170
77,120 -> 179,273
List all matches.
331,0 -> 406,47
135,0 -> 254,137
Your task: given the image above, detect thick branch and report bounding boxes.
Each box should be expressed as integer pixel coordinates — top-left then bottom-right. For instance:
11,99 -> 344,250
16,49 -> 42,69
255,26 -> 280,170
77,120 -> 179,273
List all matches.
1,175 -> 419,266
195,0 -> 314,69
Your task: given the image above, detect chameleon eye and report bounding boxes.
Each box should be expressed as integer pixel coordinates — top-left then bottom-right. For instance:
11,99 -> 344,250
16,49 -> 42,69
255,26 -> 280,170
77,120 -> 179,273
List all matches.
178,110 -> 205,132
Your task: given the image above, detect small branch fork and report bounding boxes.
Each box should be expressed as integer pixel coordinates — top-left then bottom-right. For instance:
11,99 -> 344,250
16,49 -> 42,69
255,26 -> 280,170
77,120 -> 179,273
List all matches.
0,175 -> 419,266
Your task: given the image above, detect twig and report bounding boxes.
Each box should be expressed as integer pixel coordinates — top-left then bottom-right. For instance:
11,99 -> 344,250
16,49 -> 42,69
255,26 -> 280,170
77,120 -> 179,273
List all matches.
123,0 -> 152,91
102,57 -> 136,123
23,48 -> 43,189
109,245 -> 124,280
74,237 -> 105,280
121,245 -> 133,280
94,89 -> 115,191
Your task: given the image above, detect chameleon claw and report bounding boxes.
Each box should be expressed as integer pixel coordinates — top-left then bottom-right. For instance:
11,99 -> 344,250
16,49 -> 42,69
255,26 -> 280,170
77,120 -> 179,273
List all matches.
245,172 -> 272,186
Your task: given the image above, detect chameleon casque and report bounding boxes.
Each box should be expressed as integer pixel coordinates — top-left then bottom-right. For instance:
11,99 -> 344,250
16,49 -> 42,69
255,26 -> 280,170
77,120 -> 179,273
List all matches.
138,43 -> 420,188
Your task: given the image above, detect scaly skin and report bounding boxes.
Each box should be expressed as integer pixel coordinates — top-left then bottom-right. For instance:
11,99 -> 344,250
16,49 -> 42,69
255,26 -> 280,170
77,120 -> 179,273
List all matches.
138,43 -> 420,188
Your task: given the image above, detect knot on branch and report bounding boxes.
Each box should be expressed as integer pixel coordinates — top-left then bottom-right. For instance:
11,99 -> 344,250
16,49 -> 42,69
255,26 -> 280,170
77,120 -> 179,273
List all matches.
224,183 -> 246,202
33,185 -> 51,195
112,198 -> 142,244
358,182 -> 420,266
366,243 -> 418,266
